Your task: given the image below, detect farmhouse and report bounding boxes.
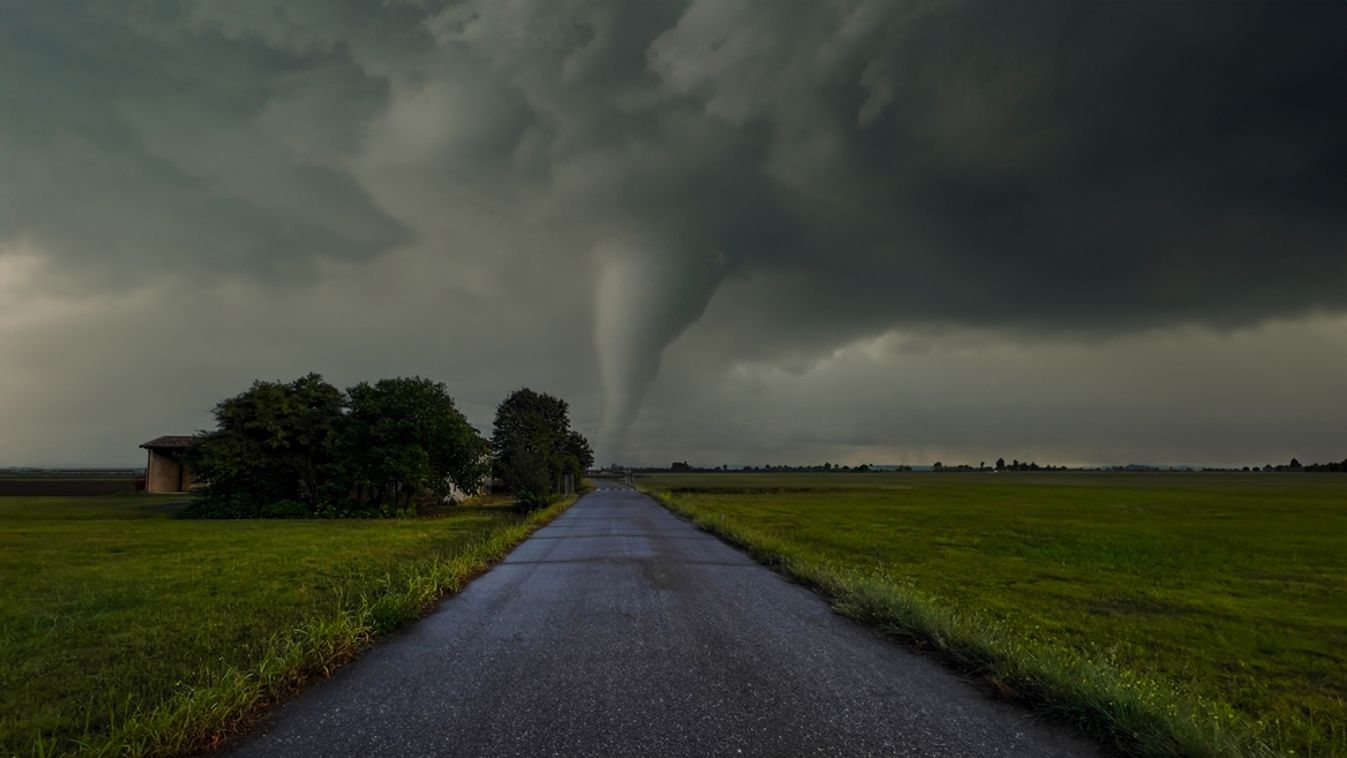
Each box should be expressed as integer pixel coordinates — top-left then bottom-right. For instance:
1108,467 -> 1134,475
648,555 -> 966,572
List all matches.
139,436 -> 198,493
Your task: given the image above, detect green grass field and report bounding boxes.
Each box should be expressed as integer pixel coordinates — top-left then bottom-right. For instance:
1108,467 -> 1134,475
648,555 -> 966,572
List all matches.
639,472 -> 1347,757
0,493 -> 570,757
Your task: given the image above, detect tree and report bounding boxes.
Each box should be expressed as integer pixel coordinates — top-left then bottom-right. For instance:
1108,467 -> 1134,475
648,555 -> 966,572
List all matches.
492,388 -> 586,509
565,429 -> 595,479
995,458 -> 1006,471
334,377 -> 488,510
187,374 -> 492,519
191,373 -> 345,516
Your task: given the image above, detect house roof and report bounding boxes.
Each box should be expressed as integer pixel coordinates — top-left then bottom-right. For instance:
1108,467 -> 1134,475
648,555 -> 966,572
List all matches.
140,435 -> 198,450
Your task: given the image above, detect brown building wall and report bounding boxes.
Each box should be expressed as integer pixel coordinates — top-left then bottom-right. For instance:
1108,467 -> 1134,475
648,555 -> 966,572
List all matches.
146,450 -> 192,493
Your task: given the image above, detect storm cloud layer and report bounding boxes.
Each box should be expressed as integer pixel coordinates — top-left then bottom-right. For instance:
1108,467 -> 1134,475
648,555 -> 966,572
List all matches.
2,1 -> 1345,466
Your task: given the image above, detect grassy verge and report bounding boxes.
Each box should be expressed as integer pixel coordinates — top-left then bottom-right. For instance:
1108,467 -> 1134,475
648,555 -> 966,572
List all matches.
638,473 -> 1347,757
2,493 -> 579,757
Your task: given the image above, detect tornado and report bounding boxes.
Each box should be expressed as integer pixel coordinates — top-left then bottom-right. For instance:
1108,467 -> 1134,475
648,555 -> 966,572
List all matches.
594,240 -> 724,464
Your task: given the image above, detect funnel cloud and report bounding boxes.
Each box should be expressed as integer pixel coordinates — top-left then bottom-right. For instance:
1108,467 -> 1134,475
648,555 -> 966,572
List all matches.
2,1 -> 1346,466
594,241 -> 724,457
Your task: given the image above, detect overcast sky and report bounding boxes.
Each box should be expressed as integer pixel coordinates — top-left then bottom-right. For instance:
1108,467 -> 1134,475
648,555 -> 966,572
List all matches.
2,1 -> 1345,468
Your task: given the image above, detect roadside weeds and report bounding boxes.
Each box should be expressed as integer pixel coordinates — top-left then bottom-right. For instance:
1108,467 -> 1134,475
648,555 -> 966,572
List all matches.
35,496 -> 579,758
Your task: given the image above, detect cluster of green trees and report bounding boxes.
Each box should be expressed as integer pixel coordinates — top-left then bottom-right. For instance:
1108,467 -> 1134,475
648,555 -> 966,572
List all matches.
490,388 -> 593,508
185,375 -> 591,518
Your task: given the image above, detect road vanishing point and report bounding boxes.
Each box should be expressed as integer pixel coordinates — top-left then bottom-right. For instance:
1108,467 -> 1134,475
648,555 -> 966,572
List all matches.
227,484 -> 1102,757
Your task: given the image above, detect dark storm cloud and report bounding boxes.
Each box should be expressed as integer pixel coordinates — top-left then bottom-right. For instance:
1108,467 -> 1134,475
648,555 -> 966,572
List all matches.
0,1 -> 407,287
605,0 -> 1347,444
645,1 -> 1347,344
2,0 -> 1344,463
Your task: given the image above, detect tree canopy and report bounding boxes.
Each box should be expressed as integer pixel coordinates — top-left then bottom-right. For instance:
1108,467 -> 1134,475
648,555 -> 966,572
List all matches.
191,373 -> 344,516
334,377 -> 489,510
491,388 -> 592,509
187,374 -> 490,518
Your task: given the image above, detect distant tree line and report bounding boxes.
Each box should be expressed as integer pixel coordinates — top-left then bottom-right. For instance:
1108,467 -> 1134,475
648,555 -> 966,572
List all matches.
635,458 -> 1081,473
659,462 -> 889,473
990,457 -> 1062,471
618,455 -> 1347,477
184,375 -> 591,518
1238,458 -> 1347,473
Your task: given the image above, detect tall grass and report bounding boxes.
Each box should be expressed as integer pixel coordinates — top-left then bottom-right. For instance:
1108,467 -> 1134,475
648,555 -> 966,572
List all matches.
38,498 -> 575,758
647,489 -> 1320,758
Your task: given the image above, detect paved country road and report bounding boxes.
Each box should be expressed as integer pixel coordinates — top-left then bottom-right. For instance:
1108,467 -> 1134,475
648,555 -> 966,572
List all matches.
225,485 -> 1102,757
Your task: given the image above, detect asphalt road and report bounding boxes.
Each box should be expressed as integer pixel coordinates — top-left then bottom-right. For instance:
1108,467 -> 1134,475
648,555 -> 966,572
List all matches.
226,484 -> 1101,757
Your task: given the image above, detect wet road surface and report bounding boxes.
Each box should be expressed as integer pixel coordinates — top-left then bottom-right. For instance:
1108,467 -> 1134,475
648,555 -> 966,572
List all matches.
226,484 -> 1100,757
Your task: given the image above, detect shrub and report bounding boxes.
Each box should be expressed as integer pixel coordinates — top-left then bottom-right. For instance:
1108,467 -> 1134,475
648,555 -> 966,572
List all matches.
258,500 -> 312,519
